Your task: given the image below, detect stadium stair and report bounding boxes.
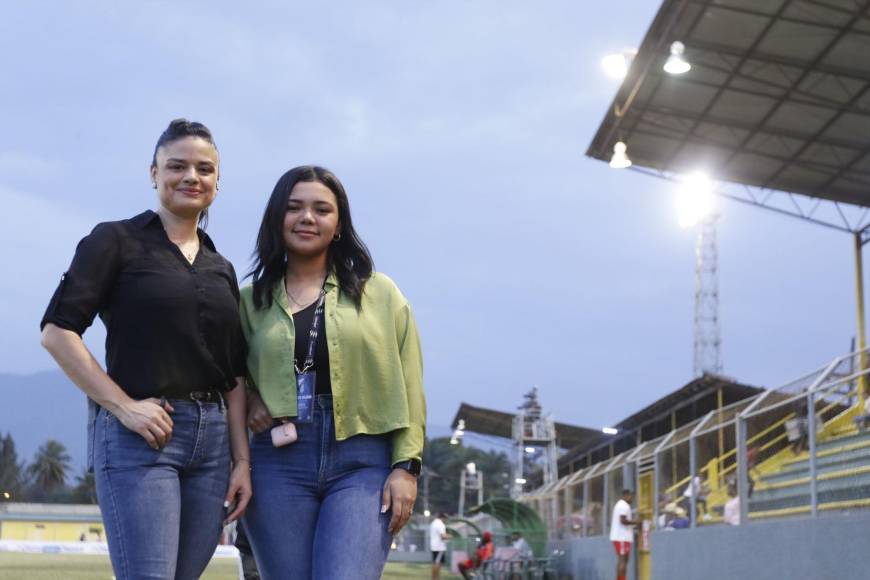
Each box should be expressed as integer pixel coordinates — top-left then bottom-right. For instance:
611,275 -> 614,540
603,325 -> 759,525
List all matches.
748,427 -> 870,517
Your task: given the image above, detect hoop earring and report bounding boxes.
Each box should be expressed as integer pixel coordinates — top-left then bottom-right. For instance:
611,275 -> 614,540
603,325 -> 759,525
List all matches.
333,232 -> 341,242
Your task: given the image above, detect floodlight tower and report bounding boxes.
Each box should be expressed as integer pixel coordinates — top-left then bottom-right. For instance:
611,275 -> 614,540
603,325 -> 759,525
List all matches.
677,172 -> 723,377
694,214 -> 723,376
511,387 -> 558,499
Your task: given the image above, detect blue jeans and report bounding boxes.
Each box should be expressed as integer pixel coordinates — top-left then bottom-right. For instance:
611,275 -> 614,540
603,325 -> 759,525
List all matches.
243,395 -> 393,580
94,400 -> 230,580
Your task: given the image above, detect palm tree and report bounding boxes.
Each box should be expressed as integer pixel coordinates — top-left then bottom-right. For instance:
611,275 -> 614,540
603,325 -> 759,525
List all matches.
27,440 -> 71,492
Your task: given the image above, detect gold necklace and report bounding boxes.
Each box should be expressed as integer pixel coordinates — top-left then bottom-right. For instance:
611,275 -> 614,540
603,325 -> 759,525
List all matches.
172,238 -> 199,264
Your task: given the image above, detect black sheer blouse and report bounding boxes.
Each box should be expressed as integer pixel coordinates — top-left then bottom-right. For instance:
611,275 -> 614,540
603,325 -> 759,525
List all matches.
40,210 -> 245,399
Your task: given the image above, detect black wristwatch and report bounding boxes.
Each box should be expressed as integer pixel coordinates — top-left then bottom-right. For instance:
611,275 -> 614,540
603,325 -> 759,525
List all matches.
392,459 -> 422,477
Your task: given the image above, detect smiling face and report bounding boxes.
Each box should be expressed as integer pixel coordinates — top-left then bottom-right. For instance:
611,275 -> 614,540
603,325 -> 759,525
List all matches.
283,180 -> 341,259
150,136 -> 219,219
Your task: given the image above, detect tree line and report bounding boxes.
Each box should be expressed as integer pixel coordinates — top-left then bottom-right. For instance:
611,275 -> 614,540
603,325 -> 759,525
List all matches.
0,433 -> 513,509
0,433 -> 95,504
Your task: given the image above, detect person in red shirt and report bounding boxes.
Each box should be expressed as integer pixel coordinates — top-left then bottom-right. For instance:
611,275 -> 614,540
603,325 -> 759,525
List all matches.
458,531 -> 495,579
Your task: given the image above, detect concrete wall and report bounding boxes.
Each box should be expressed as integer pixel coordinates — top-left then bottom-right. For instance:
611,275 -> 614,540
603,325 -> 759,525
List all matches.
651,513 -> 870,580
549,538 -> 636,580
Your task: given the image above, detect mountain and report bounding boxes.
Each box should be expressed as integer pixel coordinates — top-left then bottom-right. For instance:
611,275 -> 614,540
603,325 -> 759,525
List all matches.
0,370 -> 89,475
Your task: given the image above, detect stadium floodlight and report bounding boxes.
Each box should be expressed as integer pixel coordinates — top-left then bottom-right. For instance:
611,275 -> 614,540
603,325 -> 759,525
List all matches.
664,41 -> 691,75
609,141 -> 632,169
601,49 -> 636,80
676,172 -> 715,228
525,446 -> 536,454
515,477 -> 527,485
423,509 -> 431,517
466,462 -> 477,475
602,427 -> 619,435
2,491 -> 9,500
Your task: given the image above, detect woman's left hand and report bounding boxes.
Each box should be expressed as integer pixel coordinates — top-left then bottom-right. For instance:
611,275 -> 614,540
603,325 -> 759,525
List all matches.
381,468 -> 417,534
223,461 -> 253,525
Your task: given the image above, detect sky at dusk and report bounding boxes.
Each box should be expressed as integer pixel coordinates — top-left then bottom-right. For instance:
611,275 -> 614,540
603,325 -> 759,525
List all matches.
0,0 -> 860,438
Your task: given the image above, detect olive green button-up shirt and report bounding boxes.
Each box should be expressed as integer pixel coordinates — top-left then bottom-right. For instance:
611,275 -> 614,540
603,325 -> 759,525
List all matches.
239,272 -> 425,464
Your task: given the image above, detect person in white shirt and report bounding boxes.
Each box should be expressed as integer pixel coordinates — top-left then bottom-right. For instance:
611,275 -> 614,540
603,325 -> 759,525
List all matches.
511,531 -> 532,560
429,513 -> 450,580
723,483 -> 740,526
609,490 -> 639,580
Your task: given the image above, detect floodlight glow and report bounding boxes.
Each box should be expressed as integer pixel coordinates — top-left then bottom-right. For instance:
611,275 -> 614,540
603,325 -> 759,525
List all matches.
525,447 -> 536,453
602,427 -> 619,435
664,41 -> 691,75
601,49 -> 637,80
424,509 -> 431,517
515,478 -> 527,485
602,53 -> 629,79
466,462 -> 477,475
676,172 -> 715,228
2,492 -> 9,500
609,141 -> 632,169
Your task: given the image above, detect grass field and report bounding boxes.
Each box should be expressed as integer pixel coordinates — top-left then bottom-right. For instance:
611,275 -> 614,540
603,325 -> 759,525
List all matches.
0,553 -> 460,579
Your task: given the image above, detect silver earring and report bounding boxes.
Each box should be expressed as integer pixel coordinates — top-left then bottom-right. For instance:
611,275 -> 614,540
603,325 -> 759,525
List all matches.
152,183 -> 157,189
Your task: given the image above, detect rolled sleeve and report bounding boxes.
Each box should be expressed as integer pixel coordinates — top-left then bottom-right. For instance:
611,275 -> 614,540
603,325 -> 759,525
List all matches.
40,223 -> 120,335
391,301 -> 426,465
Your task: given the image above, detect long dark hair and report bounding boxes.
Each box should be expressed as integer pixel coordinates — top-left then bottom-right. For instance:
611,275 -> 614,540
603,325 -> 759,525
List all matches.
151,118 -> 217,228
248,165 -> 373,309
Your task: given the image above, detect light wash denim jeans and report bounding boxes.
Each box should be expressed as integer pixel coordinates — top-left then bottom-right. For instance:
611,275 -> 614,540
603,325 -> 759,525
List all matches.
94,399 -> 230,580
243,395 -> 393,580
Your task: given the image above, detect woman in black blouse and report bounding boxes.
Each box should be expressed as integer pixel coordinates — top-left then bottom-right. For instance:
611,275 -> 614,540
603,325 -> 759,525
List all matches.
40,119 -> 251,580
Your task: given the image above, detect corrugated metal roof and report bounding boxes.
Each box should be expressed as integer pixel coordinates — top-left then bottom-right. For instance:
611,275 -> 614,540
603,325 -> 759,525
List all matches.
587,0 -> 870,207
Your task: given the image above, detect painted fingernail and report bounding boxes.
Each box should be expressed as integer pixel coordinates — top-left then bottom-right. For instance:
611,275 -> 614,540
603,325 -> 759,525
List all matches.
381,504 -> 388,513
224,501 -> 230,508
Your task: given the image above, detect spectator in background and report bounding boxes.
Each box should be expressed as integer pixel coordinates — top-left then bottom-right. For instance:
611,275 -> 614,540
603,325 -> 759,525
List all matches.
670,507 -> 690,529
785,409 -> 802,454
658,502 -> 677,529
430,513 -> 450,580
723,483 -> 740,526
610,489 -> 639,580
681,475 -> 710,519
458,531 -> 494,579
511,531 -> 532,561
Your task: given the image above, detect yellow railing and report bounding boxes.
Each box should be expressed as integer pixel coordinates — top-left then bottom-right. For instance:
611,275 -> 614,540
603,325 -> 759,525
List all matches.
663,411 -> 797,498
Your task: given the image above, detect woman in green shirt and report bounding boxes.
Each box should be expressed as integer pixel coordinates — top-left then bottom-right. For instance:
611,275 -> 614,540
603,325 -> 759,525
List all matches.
239,165 -> 425,579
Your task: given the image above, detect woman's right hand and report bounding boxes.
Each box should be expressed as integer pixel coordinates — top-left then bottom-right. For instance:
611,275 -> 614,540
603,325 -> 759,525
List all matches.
117,398 -> 174,450
247,390 -> 273,433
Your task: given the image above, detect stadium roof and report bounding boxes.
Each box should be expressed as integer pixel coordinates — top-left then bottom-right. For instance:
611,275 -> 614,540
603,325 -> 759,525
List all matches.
450,402 -> 602,450
556,373 -> 763,472
587,0 -> 870,230
450,374 -> 761,459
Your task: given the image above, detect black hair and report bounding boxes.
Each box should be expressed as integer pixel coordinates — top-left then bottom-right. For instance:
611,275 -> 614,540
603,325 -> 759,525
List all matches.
622,489 -> 633,496
151,118 -> 218,228
248,165 -> 374,309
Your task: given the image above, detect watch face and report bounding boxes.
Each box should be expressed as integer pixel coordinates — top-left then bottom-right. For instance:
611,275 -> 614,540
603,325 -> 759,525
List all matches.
397,460 -> 422,476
